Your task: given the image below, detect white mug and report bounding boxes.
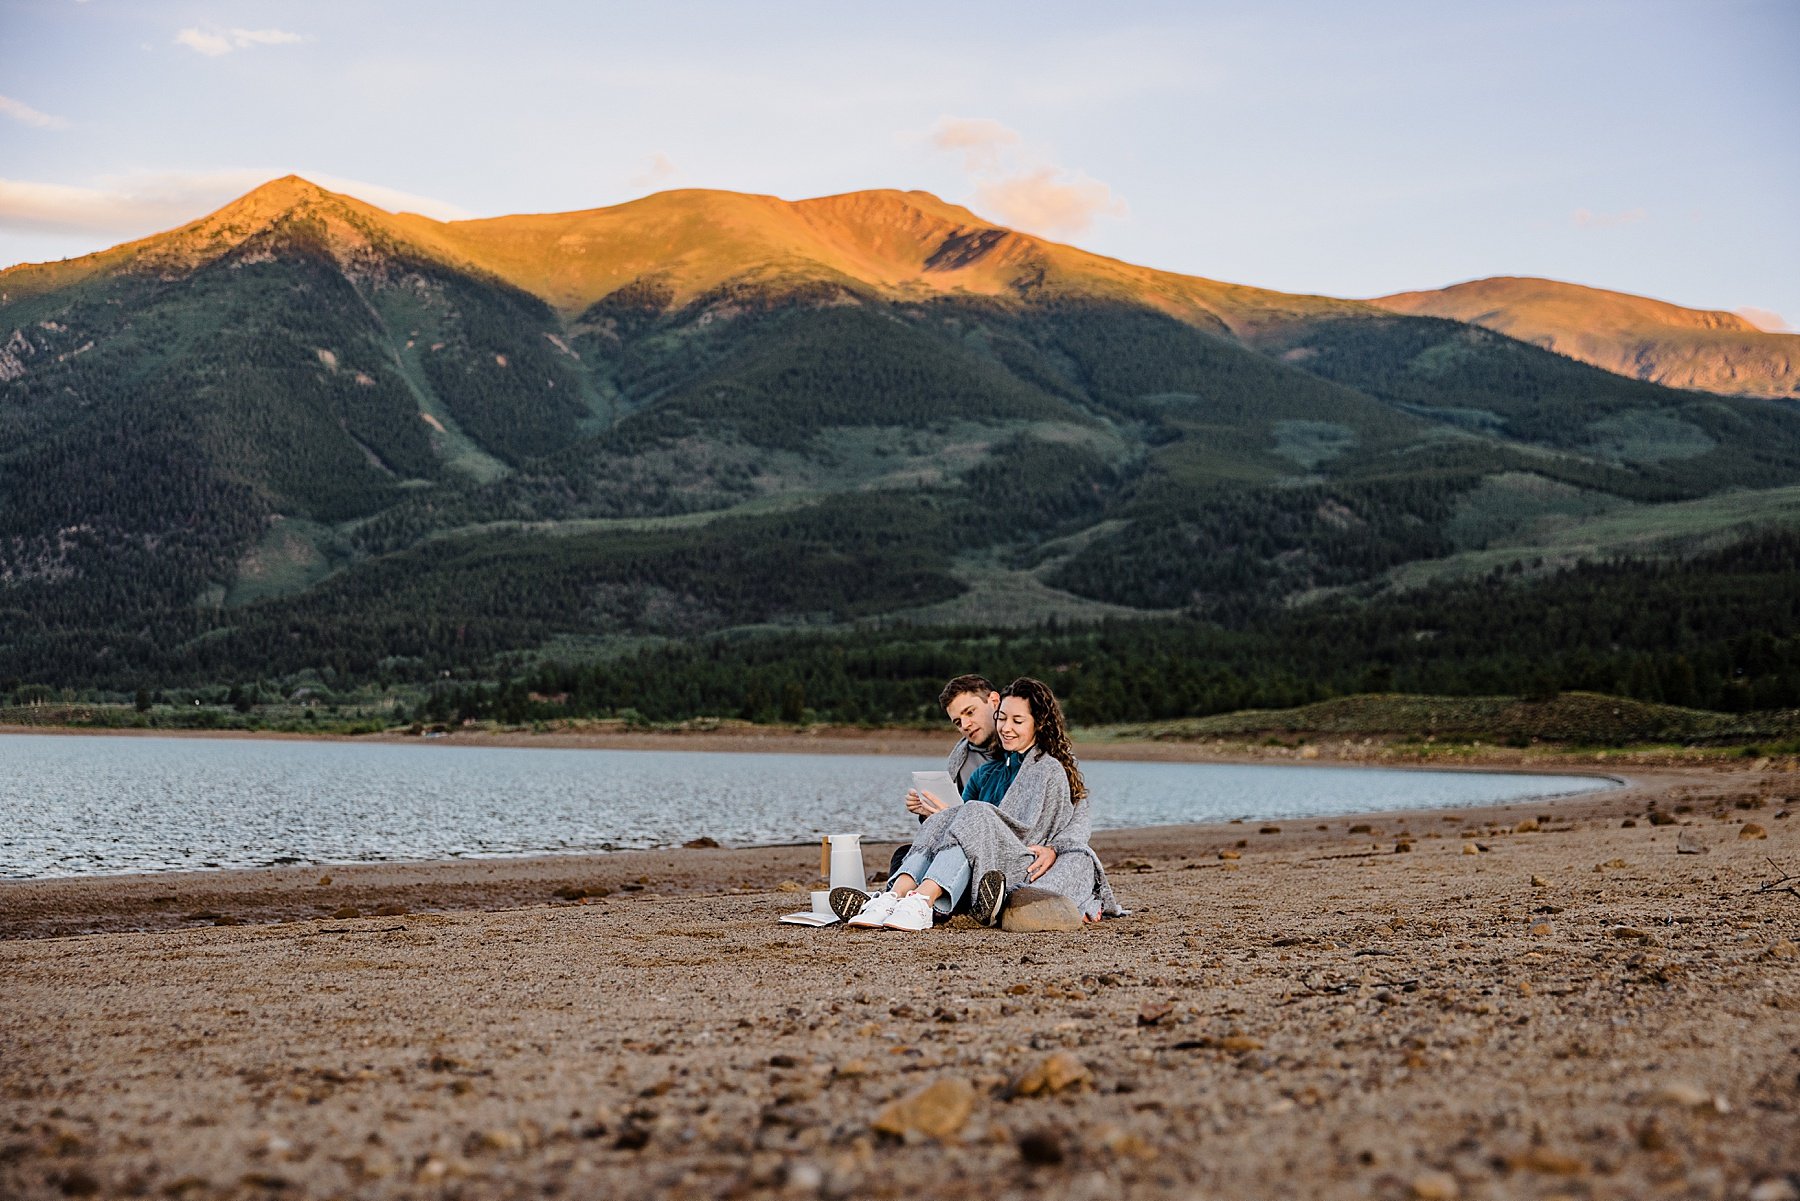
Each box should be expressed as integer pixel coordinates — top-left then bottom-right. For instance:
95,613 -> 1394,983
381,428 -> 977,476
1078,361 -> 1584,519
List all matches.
810,890 -> 833,917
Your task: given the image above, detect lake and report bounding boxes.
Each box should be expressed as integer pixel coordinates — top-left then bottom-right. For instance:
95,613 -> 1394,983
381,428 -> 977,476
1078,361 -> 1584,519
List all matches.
0,733 -> 1616,879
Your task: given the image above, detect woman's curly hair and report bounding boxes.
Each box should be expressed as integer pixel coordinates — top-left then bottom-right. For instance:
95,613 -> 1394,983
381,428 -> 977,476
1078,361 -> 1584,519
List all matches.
1001,676 -> 1087,804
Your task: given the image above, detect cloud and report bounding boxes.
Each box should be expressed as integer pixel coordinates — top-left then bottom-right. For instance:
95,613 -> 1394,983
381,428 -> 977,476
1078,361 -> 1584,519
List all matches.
926,114 -> 1126,239
973,168 -> 1127,238
0,95 -> 69,130
175,27 -> 306,57
930,117 -> 1020,173
628,153 -> 678,191
0,171 -> 473,241
1735,307 -> 1795,334
1571,207 -> 1648,229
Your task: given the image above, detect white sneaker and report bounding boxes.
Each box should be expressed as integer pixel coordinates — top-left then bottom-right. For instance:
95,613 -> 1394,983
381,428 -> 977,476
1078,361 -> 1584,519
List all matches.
847,890 -> 901,928
883,893 -> 935,931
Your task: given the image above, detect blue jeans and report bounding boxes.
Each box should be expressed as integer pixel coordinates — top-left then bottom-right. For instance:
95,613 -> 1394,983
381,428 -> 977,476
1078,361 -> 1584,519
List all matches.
891,845 -> 971,915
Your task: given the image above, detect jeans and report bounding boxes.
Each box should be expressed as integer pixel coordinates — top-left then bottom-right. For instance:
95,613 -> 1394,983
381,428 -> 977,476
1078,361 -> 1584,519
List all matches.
891,845 -> 971,915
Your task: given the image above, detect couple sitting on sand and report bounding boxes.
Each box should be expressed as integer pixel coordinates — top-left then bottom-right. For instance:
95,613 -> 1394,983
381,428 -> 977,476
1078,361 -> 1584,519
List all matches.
830,674 -> 1124,932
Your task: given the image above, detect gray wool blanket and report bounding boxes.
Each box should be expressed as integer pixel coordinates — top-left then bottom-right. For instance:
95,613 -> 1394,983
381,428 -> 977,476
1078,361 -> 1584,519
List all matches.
905,748 -> 1124,920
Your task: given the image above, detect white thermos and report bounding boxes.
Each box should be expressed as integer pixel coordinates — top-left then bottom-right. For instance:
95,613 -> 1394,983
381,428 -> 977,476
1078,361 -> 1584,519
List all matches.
827,833 -> 866,892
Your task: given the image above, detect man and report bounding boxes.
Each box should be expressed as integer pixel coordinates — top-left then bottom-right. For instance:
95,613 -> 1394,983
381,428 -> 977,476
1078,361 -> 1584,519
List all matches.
829,674 -> 1002,921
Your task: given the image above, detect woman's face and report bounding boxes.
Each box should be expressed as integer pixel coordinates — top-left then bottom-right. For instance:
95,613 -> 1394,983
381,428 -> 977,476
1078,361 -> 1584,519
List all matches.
996,696 -> 1037,751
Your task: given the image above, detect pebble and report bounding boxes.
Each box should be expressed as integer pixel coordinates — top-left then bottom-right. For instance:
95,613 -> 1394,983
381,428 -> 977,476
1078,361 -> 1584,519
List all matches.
1410,1170 -> 1460,1200
1011,1052 -> 1092,1097
1609,926 -> 1654,942
1510,1147 -> 1585,1176
330,906 -> 361,919
1738,823 -> 1768,840
1218,849 -> 1241,860
1017,1128 -> 1065,1165
1514,819 -> 1539,833
1137,1002 -> 1174,1027
1527,919 -> 1554,937
1750,1179 -> 1800,1201
1653,1081 -> 1714,1108
1676,831 -> 1709,855
1531,875 -> 1550,888
1462,843 -> 1478,855
871,1077 -> 975,1140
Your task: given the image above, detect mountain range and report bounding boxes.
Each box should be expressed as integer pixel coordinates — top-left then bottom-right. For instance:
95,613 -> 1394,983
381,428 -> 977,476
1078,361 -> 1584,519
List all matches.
2,177 -> 1797,711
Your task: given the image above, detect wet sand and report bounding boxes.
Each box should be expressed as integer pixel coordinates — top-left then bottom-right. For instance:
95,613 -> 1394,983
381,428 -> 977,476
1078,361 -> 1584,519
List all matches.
3,759 -> 1797,1199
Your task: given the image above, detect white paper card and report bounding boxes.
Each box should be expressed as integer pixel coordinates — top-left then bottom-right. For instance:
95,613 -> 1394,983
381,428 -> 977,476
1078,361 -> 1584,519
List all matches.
778,910 -> 839,926
910,770 -> 958,806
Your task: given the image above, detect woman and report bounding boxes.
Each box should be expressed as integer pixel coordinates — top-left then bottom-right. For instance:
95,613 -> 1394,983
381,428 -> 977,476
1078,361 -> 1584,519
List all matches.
840,677 -> 1121,930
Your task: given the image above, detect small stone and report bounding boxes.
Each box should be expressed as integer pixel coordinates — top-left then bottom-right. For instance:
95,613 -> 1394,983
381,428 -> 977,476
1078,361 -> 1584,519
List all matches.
776,880 -> 806,893
1647,810 -> 1677,826
1738,823 -> 1768,840
372,903 -> 408,917
1462,843 -> 1478,856
1620,818 -> 1637,828
1259,826 -> 1281,834
1394,841 -> 1413,853
316,875 -> 332,885
467,1128 -> 523,1155
1528,919 -> 1554,937
1609,926 -> 1654,942
871,1077 -> 976,1140
1530,875 -> 1550,888
1137,1002 -> 1174,1027
1510,1147 -> 1585,1175
1220,1035 -> 1264,1053
1410,1171 -> 1460,1200
1218,849 -> 1241,860
330,906 -> 361,920
1514,818 -> 1539,833
213,914 -> 242,926
834,1058 -> 876,1078
1676,831 -> 1708,855
1017,1128 -> 1065,1165
1011,1052 -> 1092,1097
1654,1081 -> 1711,1108
1749,1178 -> 1800,1201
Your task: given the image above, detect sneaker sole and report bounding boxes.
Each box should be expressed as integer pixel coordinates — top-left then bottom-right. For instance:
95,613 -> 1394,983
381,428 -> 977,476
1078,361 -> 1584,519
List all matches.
830,887 -> 872,923
972,870 -> 1008,927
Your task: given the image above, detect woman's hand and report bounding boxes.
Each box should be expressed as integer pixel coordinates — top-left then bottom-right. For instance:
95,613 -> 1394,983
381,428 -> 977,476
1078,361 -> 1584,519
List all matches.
1025,844 -> 1057,881
905,788 -> 950,817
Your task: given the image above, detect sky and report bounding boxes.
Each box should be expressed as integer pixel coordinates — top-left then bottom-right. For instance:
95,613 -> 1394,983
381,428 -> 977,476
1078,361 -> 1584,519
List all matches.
2,0 -> 1796,329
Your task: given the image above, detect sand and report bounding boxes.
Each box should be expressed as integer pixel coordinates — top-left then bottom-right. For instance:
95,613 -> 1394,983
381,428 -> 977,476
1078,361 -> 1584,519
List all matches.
2,756 -> 1797,1200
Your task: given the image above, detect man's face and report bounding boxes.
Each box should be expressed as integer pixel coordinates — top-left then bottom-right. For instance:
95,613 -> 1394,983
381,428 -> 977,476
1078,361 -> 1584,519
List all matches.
945,690 -> 1000,745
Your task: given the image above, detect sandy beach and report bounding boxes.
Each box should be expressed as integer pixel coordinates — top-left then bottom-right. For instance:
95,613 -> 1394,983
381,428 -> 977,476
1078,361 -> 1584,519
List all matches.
3,754 -> 1797,1200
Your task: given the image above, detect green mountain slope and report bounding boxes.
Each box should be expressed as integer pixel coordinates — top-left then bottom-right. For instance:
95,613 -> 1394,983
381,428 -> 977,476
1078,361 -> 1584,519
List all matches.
3,178 -> 1799,713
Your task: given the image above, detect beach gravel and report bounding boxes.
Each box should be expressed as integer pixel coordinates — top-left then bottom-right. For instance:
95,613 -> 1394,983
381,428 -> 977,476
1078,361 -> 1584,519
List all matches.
2,760 -> 1798,1198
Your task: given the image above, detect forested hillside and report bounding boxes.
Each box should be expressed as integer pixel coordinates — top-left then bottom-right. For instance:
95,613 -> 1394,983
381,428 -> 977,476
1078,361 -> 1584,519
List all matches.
3,178 -> 1798,724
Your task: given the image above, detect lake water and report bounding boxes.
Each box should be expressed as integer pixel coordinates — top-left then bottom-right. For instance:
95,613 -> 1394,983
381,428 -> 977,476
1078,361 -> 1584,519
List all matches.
0,734 -> 1616,880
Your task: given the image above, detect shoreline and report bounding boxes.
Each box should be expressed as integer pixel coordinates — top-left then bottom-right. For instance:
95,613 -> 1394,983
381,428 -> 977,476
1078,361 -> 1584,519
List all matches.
0,762 -> 1716,942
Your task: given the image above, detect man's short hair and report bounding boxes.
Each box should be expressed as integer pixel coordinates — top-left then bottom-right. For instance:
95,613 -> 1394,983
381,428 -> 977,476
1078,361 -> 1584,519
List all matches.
938,674 -> 997,711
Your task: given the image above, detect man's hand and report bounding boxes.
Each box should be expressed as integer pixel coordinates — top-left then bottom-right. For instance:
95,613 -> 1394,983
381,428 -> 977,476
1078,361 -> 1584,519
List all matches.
1026,844 -> 1057,881
905,788 -> 950,817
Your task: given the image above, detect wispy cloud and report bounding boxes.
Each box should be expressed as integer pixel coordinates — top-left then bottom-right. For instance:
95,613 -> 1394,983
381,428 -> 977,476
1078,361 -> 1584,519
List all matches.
930,117 -> 1020,173
628,153 -> 679,191
0,94 -> 69,131
927,115 -> 1126,239
175,28 -> 306,57
973,168 -> 1126,239
1572,207 -> 1648,229
0,171 -> 472,241
1735,306 -> 1795,334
